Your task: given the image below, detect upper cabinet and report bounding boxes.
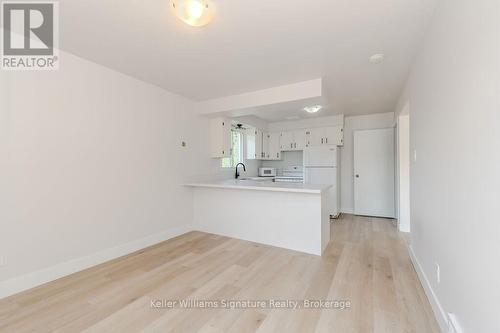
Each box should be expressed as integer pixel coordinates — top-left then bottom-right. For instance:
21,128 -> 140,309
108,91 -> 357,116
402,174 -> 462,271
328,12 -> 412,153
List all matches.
209,117 -> 231,158
306,126 -> 344,147
247,129 -> 281,160
246,128 -> 263,159
209,117 -> 344,160
280,129 -> 307,151
262,132 -> 281,160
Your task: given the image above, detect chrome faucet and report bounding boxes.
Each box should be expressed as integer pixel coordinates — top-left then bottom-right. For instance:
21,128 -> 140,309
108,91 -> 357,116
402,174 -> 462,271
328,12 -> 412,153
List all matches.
235,163 -> 246,179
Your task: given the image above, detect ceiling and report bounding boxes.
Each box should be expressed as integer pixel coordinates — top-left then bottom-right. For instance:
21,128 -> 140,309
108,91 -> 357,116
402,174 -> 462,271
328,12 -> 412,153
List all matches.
60,0 -> 436,116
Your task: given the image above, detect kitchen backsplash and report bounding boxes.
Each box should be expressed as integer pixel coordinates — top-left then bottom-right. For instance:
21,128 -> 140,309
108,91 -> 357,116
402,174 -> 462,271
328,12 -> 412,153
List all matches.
260,151 -> 303,172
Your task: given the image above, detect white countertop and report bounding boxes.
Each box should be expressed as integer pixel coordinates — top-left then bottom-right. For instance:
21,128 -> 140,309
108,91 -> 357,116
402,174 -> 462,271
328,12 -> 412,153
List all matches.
184,179 -> 331,194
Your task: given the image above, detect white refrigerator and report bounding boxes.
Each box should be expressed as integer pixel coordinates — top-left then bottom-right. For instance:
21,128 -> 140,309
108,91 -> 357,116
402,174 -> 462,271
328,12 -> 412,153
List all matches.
303,146 -> 340,217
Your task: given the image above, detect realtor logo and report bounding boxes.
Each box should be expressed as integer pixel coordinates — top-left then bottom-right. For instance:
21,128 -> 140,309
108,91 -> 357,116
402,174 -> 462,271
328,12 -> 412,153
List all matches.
1,1 -> 59,70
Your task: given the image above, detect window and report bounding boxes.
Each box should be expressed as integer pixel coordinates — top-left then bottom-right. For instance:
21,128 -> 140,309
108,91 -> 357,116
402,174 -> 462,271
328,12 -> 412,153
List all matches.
221,129 -> 244,168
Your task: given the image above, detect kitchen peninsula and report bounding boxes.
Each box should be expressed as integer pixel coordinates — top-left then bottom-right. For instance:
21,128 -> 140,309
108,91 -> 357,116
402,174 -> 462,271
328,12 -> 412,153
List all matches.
185,180 -> 332,256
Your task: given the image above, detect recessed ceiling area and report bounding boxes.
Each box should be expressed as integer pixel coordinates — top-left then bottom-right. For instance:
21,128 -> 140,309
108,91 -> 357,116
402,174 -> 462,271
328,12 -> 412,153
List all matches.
60,0 -> 436,116
196,79 -> 331,122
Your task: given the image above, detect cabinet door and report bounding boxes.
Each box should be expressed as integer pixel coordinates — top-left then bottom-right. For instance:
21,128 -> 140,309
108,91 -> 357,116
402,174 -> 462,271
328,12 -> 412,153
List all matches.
293,130 -> 307,150
325,126 -> 344,146
268,132 -> 281,160
255,129 -> 264,159
246,128 -> 263,159
280,131 -> 294,151
307,128 -> 325,147
209,117 -> 231,158
262,132 -> 271,159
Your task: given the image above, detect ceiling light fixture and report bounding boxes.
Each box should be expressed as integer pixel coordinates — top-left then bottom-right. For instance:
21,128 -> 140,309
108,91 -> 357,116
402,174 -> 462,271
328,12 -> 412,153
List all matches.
304,105 -> 323,114
369,53 -> 385,64
171,0 -> 215,27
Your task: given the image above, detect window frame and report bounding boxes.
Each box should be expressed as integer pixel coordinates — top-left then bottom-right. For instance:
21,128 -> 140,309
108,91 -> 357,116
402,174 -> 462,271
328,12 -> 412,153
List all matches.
221,128 -> 245,168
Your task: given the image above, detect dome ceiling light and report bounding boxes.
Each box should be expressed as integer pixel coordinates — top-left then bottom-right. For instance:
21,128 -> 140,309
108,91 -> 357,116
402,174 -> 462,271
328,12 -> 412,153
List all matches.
171,0 -> 215,27
369,53 -> 385,64
304,105 -> 323,114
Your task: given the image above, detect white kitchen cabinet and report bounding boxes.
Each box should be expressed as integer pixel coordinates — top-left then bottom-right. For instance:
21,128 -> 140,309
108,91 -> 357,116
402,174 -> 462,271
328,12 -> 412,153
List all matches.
326,125 -> 344,146
262,132 -> 270,159
306,128 -> 323,147
281,130 -> 307,151
260,132 -> 281,160
293,130 -> 307,150
246,128 -> 264,159
280,131 -> 294,151
269,132 -> 282,160
305,126 -> 344,147
209,117 -> 231,158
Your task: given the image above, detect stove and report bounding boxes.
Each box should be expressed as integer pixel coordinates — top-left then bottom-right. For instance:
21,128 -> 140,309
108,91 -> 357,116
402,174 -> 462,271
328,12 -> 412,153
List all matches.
274,166 -> 304,183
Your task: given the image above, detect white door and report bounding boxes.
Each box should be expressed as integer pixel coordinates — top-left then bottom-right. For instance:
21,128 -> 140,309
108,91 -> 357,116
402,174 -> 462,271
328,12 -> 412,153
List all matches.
354,128 -> 395,218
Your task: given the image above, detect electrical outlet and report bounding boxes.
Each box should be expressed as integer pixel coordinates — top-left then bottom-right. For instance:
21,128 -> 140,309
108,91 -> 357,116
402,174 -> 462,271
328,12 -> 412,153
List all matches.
435,263 -> 440,284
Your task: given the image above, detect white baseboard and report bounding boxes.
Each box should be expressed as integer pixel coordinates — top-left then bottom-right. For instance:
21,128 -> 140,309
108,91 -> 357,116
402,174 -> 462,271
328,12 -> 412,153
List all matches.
0,224 -> 193,299
408,245 -> 449,333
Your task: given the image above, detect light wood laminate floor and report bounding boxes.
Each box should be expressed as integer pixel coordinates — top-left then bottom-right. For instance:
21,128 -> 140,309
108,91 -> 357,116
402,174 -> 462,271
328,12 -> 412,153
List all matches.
0,214 -> 440,333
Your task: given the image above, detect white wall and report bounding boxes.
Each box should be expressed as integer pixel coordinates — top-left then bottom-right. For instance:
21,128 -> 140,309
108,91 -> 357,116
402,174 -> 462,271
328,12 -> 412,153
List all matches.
395,0 -> 500,331
0,51 -> 214,297
397,113 -> 411,232
340,112 -> 395,214
268,115 -> 344,132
